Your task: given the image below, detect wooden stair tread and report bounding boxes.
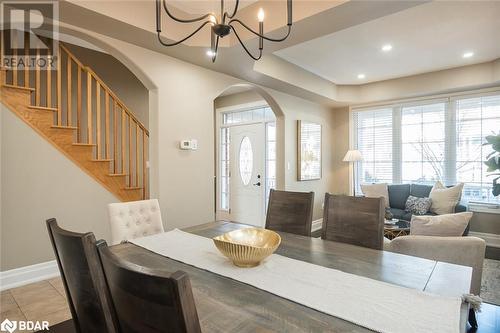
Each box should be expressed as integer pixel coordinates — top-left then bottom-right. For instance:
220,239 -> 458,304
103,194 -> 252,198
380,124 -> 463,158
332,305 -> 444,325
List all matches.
2,43 -> 148,203
51,125 -> 78,130
72,143 -> 96,147
2,84 -> 35,91
28,105 -> 58,112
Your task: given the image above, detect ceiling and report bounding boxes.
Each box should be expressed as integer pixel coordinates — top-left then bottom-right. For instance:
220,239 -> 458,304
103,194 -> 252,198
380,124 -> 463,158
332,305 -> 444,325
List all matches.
55,1 -> 499,105
168,0 -> 257,15
275,1 -> 500,84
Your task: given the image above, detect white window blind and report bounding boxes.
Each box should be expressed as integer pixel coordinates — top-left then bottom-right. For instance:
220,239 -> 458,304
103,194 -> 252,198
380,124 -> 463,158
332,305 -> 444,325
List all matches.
353,108 -> 393,193
456,95 -> 500,203
401,102 -> 446,185
353,91 -> 500,203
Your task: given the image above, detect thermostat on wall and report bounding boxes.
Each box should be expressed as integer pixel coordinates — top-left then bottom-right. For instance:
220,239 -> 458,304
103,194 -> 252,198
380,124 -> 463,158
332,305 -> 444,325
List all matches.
180,139 -> 198,150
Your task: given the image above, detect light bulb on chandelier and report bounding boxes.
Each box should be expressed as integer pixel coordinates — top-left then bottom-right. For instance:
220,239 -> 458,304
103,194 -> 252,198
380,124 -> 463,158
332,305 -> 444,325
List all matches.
156,0 -> 293,62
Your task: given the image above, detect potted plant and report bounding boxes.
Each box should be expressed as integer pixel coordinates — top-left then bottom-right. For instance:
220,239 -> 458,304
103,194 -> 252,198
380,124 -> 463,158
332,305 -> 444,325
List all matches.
484,133 -> 500,197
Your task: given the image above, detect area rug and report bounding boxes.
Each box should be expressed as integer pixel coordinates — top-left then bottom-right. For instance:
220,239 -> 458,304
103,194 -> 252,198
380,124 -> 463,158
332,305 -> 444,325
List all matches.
481,258 -> 500,306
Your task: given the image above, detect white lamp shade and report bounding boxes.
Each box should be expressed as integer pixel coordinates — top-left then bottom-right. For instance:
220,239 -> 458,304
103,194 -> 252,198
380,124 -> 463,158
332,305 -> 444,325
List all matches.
343,150 -> 363,162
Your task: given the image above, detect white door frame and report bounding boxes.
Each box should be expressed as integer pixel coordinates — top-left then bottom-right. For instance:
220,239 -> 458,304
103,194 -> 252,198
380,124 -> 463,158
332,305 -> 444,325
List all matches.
215,102 -> 276,222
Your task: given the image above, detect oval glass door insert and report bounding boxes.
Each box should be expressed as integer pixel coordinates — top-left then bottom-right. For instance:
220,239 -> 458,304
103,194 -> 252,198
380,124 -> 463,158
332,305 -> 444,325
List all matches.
239,136 -> 253,185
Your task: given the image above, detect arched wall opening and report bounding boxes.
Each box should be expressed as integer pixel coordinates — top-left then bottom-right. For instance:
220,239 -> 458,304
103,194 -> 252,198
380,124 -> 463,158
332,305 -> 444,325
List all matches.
49,23 -> 289,227
213,83 -> 286,225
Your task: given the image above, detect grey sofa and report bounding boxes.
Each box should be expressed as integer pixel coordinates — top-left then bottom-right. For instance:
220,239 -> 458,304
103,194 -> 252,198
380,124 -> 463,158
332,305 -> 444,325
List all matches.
387,183 -> 467,220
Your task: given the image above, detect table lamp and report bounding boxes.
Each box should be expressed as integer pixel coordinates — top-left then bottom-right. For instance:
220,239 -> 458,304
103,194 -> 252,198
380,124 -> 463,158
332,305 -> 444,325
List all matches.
343,150 -> 363,196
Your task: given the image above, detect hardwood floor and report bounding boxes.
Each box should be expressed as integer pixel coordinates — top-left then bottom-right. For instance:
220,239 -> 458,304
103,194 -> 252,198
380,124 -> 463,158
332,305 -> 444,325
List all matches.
1,277 -> 498,332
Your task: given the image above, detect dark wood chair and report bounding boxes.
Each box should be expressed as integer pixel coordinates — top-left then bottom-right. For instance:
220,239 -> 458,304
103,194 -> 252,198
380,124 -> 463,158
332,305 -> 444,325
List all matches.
321,194 -> 385,250
265,189 -> 314,237
96,240 -> 202,333
46,218 -> 118,333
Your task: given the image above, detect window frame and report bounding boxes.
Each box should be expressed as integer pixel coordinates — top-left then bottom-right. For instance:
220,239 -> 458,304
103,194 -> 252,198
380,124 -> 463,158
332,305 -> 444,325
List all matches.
351,89 -> 500,203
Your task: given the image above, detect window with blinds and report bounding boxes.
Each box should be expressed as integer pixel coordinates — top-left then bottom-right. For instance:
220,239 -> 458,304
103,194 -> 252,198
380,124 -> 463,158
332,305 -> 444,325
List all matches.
353,91 -> 500,203
353,108 -> 393,193
456,95 -> 500,203
401,102 -> 446,185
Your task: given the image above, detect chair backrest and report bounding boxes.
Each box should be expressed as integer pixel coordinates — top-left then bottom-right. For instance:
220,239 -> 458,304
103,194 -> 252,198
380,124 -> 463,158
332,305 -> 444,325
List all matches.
265,189 -> 314,237
96,241 -> 201,333
46,218 -> 118,333
387,235 -> 486,295
322,194 -> 385,250
108,199 -> 164,245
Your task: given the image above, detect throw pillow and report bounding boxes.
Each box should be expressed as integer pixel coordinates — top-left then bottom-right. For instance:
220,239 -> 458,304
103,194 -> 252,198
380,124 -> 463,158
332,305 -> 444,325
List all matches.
405,195 -> 432,215
360,183 -> 390,208
410,212 -> 472,236
429,181 -> 464,215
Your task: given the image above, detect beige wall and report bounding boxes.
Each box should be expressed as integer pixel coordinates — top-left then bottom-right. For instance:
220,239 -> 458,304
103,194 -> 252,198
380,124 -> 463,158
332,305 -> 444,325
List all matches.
215,90 -> 336,220
1,28 -> 341,271
277,90 -> 334,220
214,90 -> 265,109
0,106 -> 117,270
105,36 -> 340,226
64,43 -> 149,128
331,106 -> 351,195
470,212 -> 500,235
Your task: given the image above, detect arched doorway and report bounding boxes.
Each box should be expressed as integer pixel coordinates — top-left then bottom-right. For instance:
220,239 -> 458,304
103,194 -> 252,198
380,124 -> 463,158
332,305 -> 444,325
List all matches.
213,84 -> 285,227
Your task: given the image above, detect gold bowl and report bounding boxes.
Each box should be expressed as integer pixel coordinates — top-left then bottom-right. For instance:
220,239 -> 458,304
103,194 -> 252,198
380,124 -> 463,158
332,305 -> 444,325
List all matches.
213,228 -> 281,267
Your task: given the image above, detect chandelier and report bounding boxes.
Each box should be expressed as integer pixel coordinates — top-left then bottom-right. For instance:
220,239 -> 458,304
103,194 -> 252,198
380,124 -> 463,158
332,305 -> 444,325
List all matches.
155,0 -> 293,62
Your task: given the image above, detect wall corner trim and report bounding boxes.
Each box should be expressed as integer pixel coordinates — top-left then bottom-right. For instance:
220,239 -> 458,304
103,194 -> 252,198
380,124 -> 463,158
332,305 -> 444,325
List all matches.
0,260 -> 59,291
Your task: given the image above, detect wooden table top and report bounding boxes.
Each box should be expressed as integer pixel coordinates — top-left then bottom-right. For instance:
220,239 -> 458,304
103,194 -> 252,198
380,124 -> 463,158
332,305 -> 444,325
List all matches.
111,221 -> 471,332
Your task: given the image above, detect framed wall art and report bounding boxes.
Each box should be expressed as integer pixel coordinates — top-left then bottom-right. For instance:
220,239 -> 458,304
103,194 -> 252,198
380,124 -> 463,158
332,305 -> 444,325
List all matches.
297,120 -> 322,181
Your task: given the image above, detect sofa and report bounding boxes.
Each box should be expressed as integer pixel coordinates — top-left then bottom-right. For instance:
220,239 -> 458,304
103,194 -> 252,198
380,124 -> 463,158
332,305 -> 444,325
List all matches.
387,183 -> 467,220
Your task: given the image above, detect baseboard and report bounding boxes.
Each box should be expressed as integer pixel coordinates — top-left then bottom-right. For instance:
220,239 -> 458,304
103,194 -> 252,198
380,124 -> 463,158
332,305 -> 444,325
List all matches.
312,218 -> 323,232
0,260 -> 60,291
469,231 -> 500,248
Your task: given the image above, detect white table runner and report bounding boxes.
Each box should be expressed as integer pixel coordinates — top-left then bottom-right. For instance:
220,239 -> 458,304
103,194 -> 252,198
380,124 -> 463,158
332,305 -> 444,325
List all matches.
130,229 -> 462,333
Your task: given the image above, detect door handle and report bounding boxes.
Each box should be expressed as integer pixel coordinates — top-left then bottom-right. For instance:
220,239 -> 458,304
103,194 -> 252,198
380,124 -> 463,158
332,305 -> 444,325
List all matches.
253,182 -> 261,186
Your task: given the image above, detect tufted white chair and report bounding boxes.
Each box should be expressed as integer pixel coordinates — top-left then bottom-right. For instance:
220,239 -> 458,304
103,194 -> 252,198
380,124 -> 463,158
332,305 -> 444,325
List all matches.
108,199 -> 164,245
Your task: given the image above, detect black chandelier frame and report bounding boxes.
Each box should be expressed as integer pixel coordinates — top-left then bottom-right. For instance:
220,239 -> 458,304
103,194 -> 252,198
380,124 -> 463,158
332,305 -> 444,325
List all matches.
156,0 -> 293,62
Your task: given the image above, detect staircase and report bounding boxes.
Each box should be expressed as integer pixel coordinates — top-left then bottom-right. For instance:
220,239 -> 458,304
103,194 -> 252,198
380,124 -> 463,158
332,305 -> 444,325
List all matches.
0,32 -> 149,202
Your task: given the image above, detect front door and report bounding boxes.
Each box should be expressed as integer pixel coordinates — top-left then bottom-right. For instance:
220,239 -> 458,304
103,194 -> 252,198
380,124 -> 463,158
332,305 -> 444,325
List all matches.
229,123 -> 265,227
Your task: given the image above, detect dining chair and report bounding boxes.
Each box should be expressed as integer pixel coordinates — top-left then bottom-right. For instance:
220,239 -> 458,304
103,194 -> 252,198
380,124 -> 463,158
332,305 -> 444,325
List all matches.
96,240 -> 202,333
265,189 -> 314,237
322,194 -> 385,250
46,218 -> 118,333
107,198 -> 164,245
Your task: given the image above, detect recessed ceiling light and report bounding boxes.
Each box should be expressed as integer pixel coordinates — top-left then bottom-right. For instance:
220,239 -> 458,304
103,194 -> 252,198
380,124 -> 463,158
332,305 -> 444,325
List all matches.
382,44 -> 392,52
463,52 -> 474,58
206,50 -> 216,57
357,74 -> 366,79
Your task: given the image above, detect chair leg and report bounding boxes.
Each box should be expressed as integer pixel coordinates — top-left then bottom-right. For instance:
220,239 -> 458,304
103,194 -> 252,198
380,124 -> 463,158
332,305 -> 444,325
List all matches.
468,308 -> 478,329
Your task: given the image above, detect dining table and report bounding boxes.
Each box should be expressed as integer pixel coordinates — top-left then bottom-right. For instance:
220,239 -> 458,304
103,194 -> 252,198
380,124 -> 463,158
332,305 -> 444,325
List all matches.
110,221 -> 472,332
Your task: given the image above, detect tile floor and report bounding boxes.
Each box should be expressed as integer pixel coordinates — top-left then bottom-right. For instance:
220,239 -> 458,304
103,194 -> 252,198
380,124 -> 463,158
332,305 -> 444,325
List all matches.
0,278 -> 71,332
